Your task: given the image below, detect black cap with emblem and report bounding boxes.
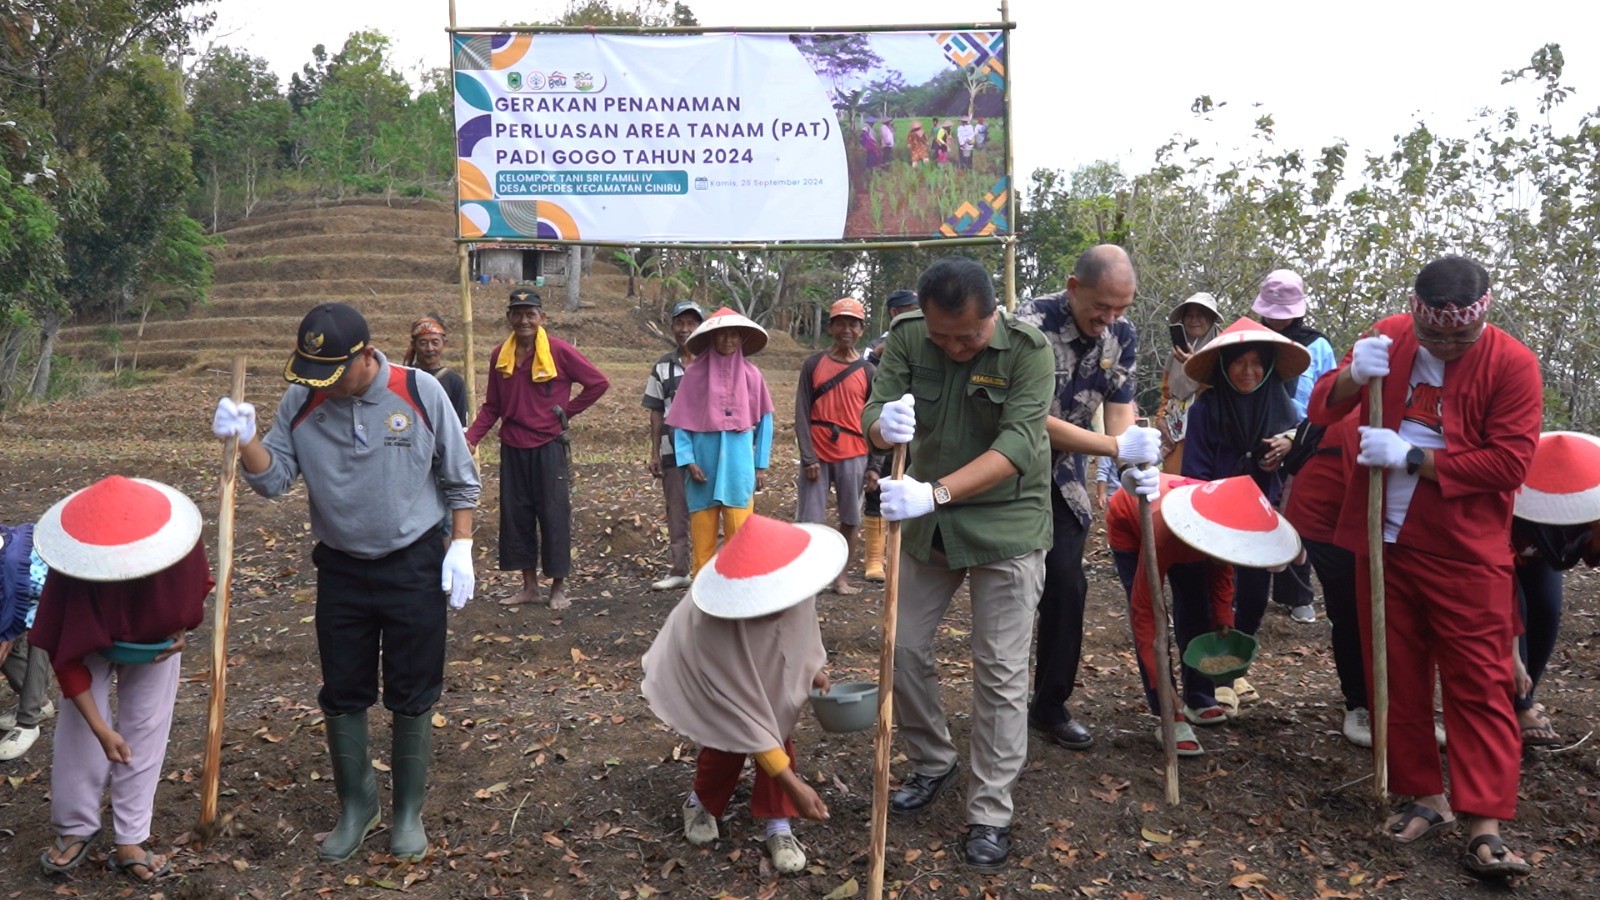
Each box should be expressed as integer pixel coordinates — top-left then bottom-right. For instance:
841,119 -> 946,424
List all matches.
285,302 -> 370,388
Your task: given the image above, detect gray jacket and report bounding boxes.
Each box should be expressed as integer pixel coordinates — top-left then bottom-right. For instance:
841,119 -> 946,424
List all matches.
244,350 -> 481,558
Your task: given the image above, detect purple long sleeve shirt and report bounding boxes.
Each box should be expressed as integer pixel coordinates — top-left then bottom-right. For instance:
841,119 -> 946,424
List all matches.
466,333 -> 610,449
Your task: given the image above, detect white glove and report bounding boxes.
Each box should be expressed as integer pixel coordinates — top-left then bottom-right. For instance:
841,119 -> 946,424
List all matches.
879,475 -> 936,521
1348,335 -> 1393,386
1357,426 -> 1412,470
212,397 -> 257,445
878,393 -> 917,444
1114,425 -> 1162,466
442,539 -> 475,609
1121,465 -> 1161,500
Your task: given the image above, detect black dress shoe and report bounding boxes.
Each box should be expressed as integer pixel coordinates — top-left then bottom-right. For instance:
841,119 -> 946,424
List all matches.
889,762 -> 960,816
964,824 -> 1011,869
1030,714 -> 1094,750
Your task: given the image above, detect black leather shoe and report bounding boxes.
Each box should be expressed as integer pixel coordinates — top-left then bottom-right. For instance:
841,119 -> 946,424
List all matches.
889,762 -> 960,816
1030,713 -> 1094,750
964,824 -> 1011,869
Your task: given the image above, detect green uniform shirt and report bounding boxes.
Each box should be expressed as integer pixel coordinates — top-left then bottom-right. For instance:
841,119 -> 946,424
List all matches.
861,308 -> 1052,568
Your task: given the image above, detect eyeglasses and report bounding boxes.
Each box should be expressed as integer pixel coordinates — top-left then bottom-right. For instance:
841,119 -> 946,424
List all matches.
1413,322 -> 1484,346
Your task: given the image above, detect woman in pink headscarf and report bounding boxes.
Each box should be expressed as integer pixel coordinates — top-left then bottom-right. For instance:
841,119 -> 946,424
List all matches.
665,308 -> 775,574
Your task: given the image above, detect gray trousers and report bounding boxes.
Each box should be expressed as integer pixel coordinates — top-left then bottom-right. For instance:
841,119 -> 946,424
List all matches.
660,457 -> 691,577
894,547 -> 1044,827
2,635 -> 51,727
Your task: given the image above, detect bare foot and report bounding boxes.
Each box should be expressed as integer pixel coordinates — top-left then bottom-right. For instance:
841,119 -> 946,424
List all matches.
831,578 -> 861,596
548,582 -> 570,610
499,585 -> 541,607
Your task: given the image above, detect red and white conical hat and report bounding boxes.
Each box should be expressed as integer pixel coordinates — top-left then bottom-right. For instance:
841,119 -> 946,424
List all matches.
1182,317 -> 1311,387
1161,475 -> 1301,569
1514,431 -> 1600,525
685,306 -> 769,356
690,515 -> 847,619
33,476 -> 202,582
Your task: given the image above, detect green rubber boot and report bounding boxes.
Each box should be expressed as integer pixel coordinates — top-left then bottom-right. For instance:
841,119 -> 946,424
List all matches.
319,710 -> 381,862
389,711 -> 433,861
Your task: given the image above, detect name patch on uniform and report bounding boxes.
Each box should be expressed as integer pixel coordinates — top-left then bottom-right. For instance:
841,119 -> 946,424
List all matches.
969,373 -> 1009,389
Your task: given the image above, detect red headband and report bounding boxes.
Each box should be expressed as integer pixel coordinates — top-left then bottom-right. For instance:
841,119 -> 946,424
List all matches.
410,317 -> 447,339
1409,289 -> 1492,330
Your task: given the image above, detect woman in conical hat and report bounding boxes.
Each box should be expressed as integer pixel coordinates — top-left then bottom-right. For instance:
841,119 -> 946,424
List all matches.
642,515 -> 846,875
666,308 -> 775,574
1157,292 -> 1224,475
29,476 -> 212,883
1508,431 -> 1600,747
1105,471 -> 1300,757
1180,317 -> 1309,708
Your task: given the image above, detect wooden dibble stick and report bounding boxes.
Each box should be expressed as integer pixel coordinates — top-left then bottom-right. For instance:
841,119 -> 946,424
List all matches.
866,444 -> 908,900
1137,462 -> 1180,805
1367,376 -> 1389,804
196,356 -> 246,843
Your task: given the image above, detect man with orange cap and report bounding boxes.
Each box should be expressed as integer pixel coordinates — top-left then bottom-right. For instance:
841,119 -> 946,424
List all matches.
794,297 -> 874,595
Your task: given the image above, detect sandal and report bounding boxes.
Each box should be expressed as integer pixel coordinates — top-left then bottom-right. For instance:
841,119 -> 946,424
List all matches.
1154,720 -> 1205,758
1463,833 -> 1532,879
1521,711 -> 1562,748
1232,677 -> 1260,704
1213,686 -> 1239,715
39,829 -> 102,874
1182,704 -> 1229,727
1385,802 -> 1456,844
109,847 -> 171,883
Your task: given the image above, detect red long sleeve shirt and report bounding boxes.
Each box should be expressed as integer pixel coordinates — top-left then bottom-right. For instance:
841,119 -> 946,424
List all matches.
466,332 -> 610,449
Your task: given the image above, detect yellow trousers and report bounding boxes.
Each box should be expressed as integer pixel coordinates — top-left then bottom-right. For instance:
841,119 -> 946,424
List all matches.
690,502 -> 754,575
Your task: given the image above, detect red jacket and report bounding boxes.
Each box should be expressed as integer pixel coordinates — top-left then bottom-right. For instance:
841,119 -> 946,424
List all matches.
1308,315 -> 1541,564
466,332 -> 610,449
1282,413 -> 1359,545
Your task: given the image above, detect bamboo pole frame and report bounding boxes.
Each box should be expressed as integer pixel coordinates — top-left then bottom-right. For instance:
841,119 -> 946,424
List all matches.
449,22 -> 1017,36
866,444 -> 908,900
1138,464 -> 1181,806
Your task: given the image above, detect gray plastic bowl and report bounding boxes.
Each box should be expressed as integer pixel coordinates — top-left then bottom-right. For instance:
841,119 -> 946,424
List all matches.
808,681 -> 879,733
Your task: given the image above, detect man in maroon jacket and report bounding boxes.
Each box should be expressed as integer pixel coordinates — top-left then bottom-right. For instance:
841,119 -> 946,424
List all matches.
1309,256 -> 1539,880
468,290 -> 610,610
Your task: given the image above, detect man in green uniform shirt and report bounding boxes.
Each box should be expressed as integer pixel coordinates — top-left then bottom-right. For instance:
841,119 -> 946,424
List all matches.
862,256 -> 1053,870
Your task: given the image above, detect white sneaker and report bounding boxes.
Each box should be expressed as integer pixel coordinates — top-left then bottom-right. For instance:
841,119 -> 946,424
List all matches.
652,575 -> 692,592
682,800 -> 718,845
1290,604 -> 1317,624
766,831 -> 806,873
0,699 -> 54,731
1343,708 -> 1373,748
0,726 -> 40,761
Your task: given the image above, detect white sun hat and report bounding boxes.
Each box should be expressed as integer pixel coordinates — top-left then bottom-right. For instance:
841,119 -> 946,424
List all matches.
1161,475 -> 1301,569
1183,317 -> 1311,387
685,306 -> 769,356
690,515 -> 847,620
1514,431 -> 1600,525
33,476 -> 203,582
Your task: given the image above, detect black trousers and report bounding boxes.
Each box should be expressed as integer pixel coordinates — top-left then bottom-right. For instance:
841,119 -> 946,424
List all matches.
1306,538 -> 1367,711
499,441 -> 572,578
314,531 -> 447,717
1515,557 -> 1563,711
1030,490 -> 1089,725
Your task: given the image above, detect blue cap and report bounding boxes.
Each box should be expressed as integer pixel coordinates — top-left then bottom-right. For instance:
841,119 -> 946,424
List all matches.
670,301 -> 704,321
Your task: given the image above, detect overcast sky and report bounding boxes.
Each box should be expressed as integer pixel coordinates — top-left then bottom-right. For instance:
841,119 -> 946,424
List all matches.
199,0 -> 1600,185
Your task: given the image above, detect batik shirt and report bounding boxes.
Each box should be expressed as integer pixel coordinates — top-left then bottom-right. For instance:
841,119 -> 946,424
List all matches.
1014,289 -> 1137,526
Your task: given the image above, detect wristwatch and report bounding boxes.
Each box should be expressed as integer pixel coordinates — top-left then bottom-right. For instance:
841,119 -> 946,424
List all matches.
1405,446 -> 1425,476
930,480 -> 953,506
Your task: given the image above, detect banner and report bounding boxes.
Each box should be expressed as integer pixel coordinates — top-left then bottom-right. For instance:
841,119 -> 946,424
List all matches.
452,30 -> 1009,243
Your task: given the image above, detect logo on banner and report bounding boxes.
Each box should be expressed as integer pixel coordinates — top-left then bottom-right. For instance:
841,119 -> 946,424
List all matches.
548,71 -> 568,88
575,72 -> 596,91
506,71 -> 522,90
526,71 -> 547,91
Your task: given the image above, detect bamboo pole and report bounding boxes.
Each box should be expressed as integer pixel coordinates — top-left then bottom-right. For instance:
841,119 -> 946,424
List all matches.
1368,377 -> 1389,804
197,356 -> 246,842
1137,464 -> 1180,805
867,444 -> 908,900
458,244 -> 477,417
451,22 -> 1018,36
452,236 -> 1010,253
1001,0 -> 1016,312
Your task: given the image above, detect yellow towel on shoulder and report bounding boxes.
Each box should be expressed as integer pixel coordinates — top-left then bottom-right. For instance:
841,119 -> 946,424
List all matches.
495,328 -> 558,382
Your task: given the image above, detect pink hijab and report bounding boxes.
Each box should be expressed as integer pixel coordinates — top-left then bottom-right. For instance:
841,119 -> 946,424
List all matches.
664,342 -> 774,433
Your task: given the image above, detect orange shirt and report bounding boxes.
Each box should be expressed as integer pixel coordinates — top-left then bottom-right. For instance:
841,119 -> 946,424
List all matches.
800,354 -> 871,462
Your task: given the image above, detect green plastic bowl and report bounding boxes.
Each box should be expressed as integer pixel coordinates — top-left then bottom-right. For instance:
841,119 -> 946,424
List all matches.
101,639 -> 177,665
1182,630 -> 1259,682
808,681 -> 879,733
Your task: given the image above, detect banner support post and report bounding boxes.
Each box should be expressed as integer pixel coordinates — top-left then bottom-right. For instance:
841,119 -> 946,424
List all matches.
1002,0 -> 1017,310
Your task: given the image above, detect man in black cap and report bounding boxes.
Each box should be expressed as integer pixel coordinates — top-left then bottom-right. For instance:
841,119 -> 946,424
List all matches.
466,290 -> 610,610
212,302 -> 480,863
642,301 -> 704,591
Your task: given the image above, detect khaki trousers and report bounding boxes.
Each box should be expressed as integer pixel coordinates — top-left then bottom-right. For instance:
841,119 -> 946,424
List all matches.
894,547 -> 1044,827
